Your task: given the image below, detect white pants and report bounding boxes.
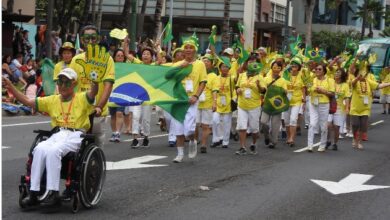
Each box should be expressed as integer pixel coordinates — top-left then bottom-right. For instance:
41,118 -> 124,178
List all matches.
304,96 -> 311,125
130,105 -> 151,136
308,103 -> 329,147
171,102 -> 198,137
260,112 -> 282,144
30,130 -> 83,191
164,111 -> 177,142
328,110 -> 346,127
236,107 -> 260,133
212,112 -> 232,145
93,117 -> 107,148
283,105 -> 301,126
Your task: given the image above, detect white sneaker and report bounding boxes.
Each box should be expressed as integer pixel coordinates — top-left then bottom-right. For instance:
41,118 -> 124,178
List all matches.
307,146 -> 313,152
346,132 -> 353,138
338,134 -> 344,139
317,147 -> 326,152
188,140 -> 198,159
173,155 -> 184,163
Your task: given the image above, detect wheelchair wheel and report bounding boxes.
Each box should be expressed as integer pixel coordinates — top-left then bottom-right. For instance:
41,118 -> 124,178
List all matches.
79,144 -> 106,209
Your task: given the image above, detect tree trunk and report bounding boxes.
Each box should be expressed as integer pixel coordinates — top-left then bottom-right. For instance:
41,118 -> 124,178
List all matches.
222,0 -> 231,49
96,0 -> 103,31
120,0 -> 131,28
138,0 -> 148,40
361,0 -> 368,40
153,0 -> 164,40
6,0 -> 14,13
304,0 -> 315,47
80,0 -> 92,28
141,0 -> 148,14
91,0 -> 96,24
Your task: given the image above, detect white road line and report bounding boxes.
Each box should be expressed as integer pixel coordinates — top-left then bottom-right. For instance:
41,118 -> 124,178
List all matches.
370,120 -> 384,126
2,121 -> 51,127
122,133 -> 168,142
294,142 -> 321,153
2,146 -> 11,149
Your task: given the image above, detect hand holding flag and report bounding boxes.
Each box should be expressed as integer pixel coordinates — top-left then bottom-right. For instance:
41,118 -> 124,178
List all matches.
208,25 -> 217,46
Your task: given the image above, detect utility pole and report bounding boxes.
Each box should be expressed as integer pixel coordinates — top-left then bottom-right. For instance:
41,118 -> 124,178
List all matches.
45,0 -> 54,59
167,0 -> 173,53
282,0 -> 291,53
129,0 -> 137,51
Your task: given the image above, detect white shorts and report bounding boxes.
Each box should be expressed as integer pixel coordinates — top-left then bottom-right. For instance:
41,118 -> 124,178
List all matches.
298,103 -> 304,114
196,109 -> 213,125
380,94 -> 390,104
236,107 -> 260,133
283,105 -> 301,126
171,102 -> 198,137
328,110 -> 346,127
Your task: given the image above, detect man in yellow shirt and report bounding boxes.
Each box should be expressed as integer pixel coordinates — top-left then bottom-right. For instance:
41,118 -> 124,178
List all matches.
171,38 -> 207,163
3,68 -> 98,211
379,66 -> 390,114
69,25 -> 115,148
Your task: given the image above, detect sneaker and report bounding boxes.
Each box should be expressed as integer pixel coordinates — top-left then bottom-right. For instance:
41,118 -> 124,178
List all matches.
268,143 -> 275,149
281,131 -> 287,140
307,146 -> 313,152
200,146 -> 207,153
326,141 -> 331,149
40,190 -> 61,212
317,146 -> 326,152
173,155 -> 184,163
346,132 -> 353,138
109,133 -> 116,142
142,137 -> 149,147
264,138 -> 270,146
361,133 -> 368,141
235,147 -> 247,155
249,145 -> 257,155
114,132 -> 120,142
61,188 -> 71,202
222,145 -> 228,148
338,134 -> 344,139
357,143 -> 364,150
210,142 -> 220,148
332,144 -> 338,151
352,139 -> 358,148
20,191 -> 39,209
188,140 -> 198,158
131,139 -> 140,148
168,141 -> 176,147
304,124 -> 309,129
382,111 -> 387,114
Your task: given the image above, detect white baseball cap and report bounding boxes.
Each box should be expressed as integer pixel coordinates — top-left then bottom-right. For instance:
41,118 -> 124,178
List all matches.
58,68 -> 78,80
257,47 -> 266,52
223,48 -> 234,55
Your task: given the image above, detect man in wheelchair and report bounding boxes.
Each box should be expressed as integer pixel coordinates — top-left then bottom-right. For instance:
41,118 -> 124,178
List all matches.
3,68 -> 98,210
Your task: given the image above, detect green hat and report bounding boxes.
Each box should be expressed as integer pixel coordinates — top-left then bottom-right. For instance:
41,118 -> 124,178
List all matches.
172,48 -> 183,58
202,53 -> 214,61
290,57 -> 302,66
181,33 -> 199,51
247,62 -> 262,74
218,56 -> 231,69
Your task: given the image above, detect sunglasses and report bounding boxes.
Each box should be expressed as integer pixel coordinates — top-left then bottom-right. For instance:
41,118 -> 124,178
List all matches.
56,79 -> 73,88
315,68 -> 323,71
81,34 -> 99,42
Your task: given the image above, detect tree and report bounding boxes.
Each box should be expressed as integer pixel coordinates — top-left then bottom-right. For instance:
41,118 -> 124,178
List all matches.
304,0 -> 316,47
96,0 -> 103,31
353,0 -> 385,39
222,0 -> 231,49
153,0 -> 164,40
80,0 -> 92,28
312,30 -> 360,58
119,0 -> 131,28
327,0 -> 356,25
379,27 -> 390,37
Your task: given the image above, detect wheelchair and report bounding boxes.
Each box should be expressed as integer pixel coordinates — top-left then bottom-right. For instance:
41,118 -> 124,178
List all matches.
18,125 -> 106,213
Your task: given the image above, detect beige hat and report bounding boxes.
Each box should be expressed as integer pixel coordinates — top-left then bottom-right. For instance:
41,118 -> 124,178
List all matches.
58,68 -> 77,80
223,48 -> 234,56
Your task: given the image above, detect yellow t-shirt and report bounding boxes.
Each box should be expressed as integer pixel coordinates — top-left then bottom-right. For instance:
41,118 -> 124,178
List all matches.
176,59 -> 208,97
236,73 -> 263,110
69,52 -> 115,116
216,75 -> 235,113
229,59 -> 239,78
36,92 -> 94,131
286,73 -> 305,106
326,67 -> 336,80
379,69 -> 390,95
53,61 -> 70,81
334,82 -> 351,113
350,79 -> 378,116
309,77 -> 335,104
263,75 -> 289,91
198,72 -> 218,109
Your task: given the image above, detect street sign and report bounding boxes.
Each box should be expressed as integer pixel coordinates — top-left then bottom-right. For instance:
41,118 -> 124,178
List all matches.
311,173 -> 390,195
106,155 -> 168,170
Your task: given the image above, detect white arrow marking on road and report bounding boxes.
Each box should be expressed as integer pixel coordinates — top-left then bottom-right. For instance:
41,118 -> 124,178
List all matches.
311,173 -> 390,195
106,155 -> 168,170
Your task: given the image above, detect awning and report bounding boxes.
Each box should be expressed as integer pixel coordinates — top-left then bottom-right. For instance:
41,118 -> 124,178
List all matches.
255,22 -> 284,32
2,13 -> 34,23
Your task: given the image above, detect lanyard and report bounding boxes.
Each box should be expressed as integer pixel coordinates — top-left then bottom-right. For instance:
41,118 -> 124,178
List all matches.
60,95 -> 75,125
359,80 -> 368,94
220,76 -> 228,93
246,74 -> 256,87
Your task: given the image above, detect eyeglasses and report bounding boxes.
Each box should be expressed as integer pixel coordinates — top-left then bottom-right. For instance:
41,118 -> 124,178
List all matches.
81,34 -> 99,42
56,79 -> 72,88
315,68 -> 323,71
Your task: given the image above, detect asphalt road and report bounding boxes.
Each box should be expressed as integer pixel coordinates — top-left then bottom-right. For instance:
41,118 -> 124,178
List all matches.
2,104 -> 390,219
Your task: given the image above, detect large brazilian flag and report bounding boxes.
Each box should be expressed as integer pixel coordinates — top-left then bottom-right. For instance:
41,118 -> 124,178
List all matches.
109,63 -> 192,123
262,85 -> 290,115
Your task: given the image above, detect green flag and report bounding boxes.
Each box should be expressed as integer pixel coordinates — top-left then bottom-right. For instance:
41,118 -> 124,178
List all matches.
345,38 -> 358,52
236,39 -> 249,64
109,63 -> 193,122
262,85 -> 290,115
208,25 -> 217,46
163,20 -> 174,45
237,22 -> 244,34
75,33 -> 80,50
305,46 -> 322,63
40,58 -> 56,95
289,35 -> 302,56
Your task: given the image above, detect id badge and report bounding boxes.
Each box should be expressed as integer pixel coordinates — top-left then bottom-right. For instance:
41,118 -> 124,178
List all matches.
199,92 -> 206,102
335,94 -> 338,99
185,80 -> 193,93
363,96 -> 369,105
287,92 -> 293,101
221,96 -> 227,106
244,88 -> 251,99
313,97 -> 319,105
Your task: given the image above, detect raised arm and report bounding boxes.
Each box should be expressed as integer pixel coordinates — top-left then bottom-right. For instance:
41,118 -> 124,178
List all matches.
2,76 -> 35,108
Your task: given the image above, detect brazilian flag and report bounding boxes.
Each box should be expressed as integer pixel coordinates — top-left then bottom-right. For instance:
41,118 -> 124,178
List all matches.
262,85 -> 290,115
109,63 -> 192,123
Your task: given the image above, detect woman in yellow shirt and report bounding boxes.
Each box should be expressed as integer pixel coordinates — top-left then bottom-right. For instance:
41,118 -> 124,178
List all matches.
212,57 -> 234,148
379,66 -> 390,114
283,58 -> 306,147
327,68 -> 350,150
307,63 -> 335,152
235,62 -> 264,155
53,42 -> 76,92
195,54 -> 218,153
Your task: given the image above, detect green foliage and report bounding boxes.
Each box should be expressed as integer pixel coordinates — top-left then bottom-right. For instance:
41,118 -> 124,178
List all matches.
379,27 -> 390,37
311,30 -> 361,58
353,0 -> 385,28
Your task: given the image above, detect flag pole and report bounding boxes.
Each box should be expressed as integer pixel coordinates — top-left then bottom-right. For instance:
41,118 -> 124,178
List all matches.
167,0 -> 173,54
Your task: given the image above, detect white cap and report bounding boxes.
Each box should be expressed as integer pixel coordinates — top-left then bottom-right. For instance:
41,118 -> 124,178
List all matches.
257,47 -> 266,52
223,48 -> 234,55
58,68 -> 78,80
